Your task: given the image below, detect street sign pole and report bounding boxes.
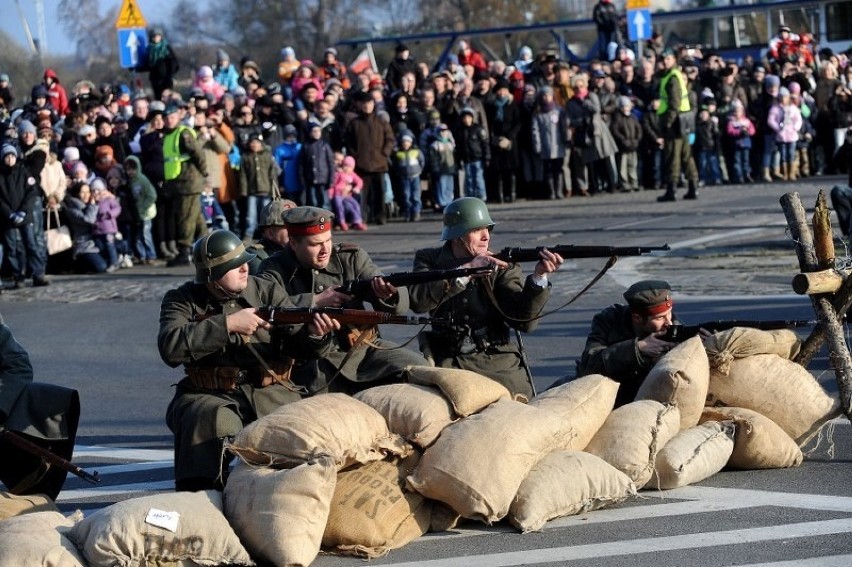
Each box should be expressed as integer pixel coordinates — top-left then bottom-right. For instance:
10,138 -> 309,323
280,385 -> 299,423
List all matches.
115,0 -> 148,70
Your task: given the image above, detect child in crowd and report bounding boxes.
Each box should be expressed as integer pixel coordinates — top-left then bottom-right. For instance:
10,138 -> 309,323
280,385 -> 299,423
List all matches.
789,82 -> 815,178
457,107 -> 489,200
298,122 -> 334,209
767,86 -> 802,181
272,124 -> 302,204
725,100 -> 756,184
428,123 -> 457,210
609,96 -> 642,192
391,131 -> 425,221
90,177 -> 125,272
124,156 -> 158,263
329,156 -> 366,231
695,102 -> 723,185
240,132 -> 279,240
201,189 -> 229,231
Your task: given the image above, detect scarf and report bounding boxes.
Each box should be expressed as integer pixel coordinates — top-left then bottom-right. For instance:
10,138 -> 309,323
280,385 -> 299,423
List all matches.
148,38 -> 170,65
493,96 -> 509,121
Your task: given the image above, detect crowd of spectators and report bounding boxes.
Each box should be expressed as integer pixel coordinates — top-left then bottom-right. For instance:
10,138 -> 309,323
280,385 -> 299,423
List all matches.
0,22 -> 851,284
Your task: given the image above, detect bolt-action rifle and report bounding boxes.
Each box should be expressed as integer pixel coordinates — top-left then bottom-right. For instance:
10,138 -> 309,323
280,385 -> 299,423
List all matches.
336,266 -> 493,300
660,319 -> 814,343
492,244 -> 671,263
0,429 -> 100,486
256,306 -> 447,327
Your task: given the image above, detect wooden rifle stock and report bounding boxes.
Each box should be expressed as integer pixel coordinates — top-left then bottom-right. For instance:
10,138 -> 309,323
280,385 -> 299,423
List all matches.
493,244 -> 671,263
257,306 -> 441,326
0,429 -> 100,486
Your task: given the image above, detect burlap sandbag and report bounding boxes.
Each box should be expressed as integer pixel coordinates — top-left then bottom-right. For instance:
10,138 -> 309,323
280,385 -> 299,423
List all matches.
529,374 -> 619,450
404,365 -> 511,417
635,336 -> 709,429
0,491 -> 59,521
224,459 -> 336,567
704,328 -> 801,376
700,407 -> 803,469
585,400 -> 681,489
226,393 -> 410,469
0,511 -> 85,567
650,421 -> 735,489
323,452 -> 431,558
354,384 -> 457,448
707,354 -> 841,446
406,399 -> 570,523
509,451 -> 637,533
69,490 -> 252,567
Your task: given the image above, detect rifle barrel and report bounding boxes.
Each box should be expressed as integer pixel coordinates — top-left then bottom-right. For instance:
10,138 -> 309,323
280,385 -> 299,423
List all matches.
0,429 -> 100,486
493,244 -> 670,262
337,266 -> 493,297
260,307 -> 438,326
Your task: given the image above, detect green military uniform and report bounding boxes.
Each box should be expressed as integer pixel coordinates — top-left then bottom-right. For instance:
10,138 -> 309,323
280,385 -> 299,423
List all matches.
248,238 -> 285,275
247,198 -> 295,275
162,111 -> 209,257
0,323 -> 80,500
657,50 -> 699,201
158,232 -> 330,490
409,243 -> 550,399
258,207 -> 425,394
577,280 -> 674,407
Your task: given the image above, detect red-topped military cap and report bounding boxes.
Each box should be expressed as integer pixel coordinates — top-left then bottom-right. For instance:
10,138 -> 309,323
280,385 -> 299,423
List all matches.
284,206 -> 335,236
623,280 -> 673,316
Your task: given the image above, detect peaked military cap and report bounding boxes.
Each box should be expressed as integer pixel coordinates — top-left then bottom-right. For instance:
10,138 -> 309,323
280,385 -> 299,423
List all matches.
284,206 -> 335,236
623,280 -> 673,316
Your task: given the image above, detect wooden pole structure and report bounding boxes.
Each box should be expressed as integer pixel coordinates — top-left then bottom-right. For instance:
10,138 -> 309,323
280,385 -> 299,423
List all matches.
792,269 -> 851,295
780,192 -> 852,422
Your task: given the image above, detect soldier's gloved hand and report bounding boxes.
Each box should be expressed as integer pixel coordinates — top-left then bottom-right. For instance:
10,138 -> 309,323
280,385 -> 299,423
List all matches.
370,276 -> 398,301
226,307 -> 270,336
638,333 -> 677,359
308,312 -> 340,337
534,249 -> 564,276
315,287 -> 353,308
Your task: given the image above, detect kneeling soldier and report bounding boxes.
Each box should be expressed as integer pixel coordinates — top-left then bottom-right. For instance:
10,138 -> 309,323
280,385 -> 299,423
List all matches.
158,229 -> 336,491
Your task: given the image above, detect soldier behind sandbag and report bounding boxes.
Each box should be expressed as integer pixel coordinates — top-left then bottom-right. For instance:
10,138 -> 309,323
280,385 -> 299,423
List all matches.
577,280 -> 678,407
247,198 -> 296,275
408,197 -> 563,400
158,229 -> 338,491
258,206 -> 426,395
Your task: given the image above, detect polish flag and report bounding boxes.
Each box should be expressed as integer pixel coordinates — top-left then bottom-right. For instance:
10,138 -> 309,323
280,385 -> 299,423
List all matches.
350,48 -> 373,75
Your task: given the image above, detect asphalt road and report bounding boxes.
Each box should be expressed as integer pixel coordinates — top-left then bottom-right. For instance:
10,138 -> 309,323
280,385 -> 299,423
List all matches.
2,176 -> 850,566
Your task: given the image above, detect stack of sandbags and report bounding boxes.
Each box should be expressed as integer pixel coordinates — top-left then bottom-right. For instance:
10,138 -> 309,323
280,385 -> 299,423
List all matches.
323,452 -> 432,558
703,327 -> 801,376
636,336 -> 709,429
406,399 -> 571,524
585,400 -> 681,489
355,383 -> 456,449
404,365 -> 511,416
0,491 -> 59,521
225,458 -> 336,567
529,374 -> 619,450
700,407 -> 803,469
69,491 -> 252,567
0,510 -> 86,566
650,421 -> 735,489
508,451 -> 637,532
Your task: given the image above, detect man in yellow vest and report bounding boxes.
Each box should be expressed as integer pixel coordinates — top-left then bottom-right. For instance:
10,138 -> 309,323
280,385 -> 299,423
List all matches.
656,48 -> 699,202
162,103 -> 209,266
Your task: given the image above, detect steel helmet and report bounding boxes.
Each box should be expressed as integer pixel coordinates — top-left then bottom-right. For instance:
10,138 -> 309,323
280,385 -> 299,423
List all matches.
259,198 -> 297,228
441,197 -> 494,240
192,230 -> 256,283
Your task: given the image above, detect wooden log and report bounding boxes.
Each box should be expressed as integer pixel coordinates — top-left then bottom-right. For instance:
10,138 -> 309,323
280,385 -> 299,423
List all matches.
812,189 -> 836,270
792,269 -> 851,295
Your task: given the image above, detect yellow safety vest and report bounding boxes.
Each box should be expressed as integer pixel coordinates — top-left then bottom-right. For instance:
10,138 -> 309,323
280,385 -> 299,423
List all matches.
657,68 -> 690,115
163,126 -> 194,181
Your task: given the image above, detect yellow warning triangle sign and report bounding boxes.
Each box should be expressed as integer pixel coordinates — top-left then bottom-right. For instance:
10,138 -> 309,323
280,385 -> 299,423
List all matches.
115,0 -> 147,29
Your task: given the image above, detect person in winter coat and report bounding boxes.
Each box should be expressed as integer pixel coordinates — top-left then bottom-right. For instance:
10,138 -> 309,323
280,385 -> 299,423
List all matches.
42,69 -> 69,117
89,177 -> 123,271
532,86 -> 571,200
592,0 -> 619,60
193,66 -> 225,103
0,145 -> 48,288
272,124 -> 303,204
298,122 -> 335,209
138,27 -> 179,100
725,100 -> 756,184
124,156 -> 158,263
457,107 -> 490,200
391,131 -> 426,221
694,104 -> 723,186
213,50 -> 240,93
62,182 -> 106,273
610,96 -> 643,191
241,133 -> 280,240
428,124 -> 457,210
767,86 -> 803,180
329,156 -> 366,231
386,44 -> 418,93
486,81 -> 523,203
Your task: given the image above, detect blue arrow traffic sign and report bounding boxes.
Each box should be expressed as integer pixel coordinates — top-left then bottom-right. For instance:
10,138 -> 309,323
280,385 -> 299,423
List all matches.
627,9 -> 652,42
118,28 -> 147,69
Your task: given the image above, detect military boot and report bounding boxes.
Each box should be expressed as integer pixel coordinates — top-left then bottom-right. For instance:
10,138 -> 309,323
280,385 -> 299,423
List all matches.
657,182 -> 677,202
167,246 -> 192,267
684,180 -> 699,200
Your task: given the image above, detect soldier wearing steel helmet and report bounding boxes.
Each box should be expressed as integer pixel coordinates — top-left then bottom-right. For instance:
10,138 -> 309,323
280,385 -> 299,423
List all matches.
247,198 -> 297,275
408,197 -> 563,399
158,229 -> 337,491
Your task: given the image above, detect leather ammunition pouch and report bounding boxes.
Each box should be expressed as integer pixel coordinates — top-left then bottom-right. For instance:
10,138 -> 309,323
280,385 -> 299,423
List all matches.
185,360 -> 294,391
337,325 -> 378,351
427,325 -> 510,357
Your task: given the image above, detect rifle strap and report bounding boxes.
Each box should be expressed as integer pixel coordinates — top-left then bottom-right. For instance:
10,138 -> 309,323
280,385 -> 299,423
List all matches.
241,334 -> 304,394
483,256 -> 618,324
304,326 -> 375,396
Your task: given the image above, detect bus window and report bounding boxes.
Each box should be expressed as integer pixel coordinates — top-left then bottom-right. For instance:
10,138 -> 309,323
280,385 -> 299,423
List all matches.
826,0 -> 852,42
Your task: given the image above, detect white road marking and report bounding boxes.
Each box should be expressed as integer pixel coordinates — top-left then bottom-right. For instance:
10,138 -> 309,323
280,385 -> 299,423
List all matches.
73,445 -> 172,461
731,555 -> 852,567
57,480 -> 173,502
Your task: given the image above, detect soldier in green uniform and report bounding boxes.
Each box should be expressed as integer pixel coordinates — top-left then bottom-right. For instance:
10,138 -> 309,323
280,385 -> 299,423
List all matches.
247,198 -> 296,275
162,103 -> 210,266
258,206 -> 426,394
0,319 -> 80,500
577,279 -> 677,407
158,229 -> 337,491
408,197 -> 563,399
656,48 -> 700,202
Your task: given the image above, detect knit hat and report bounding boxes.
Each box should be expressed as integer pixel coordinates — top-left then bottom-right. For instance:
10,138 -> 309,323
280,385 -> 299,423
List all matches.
400,131 -> 414,142
198,66 -> 214,79
0,73 -> 9,82
779,86 -> 790,97
63,147 -> 80,162
1,144 -> 17,158
764,74 -> 781,89
17,120 -> 36,136
617,95 -> 632,108
79,124 -> 96,137
31,84 -> 48,100
540,85 -> 554,96
95,145 -> 114,160
90,177 -> 107,192
396,43 -> 409,54
281,46 -> 295,58
217,49 -> 229,63
342,156 -> 355,168
788,81 -> 802,95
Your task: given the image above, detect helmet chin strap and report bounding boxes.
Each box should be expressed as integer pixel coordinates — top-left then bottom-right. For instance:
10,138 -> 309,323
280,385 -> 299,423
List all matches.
210,279 -> 241,299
